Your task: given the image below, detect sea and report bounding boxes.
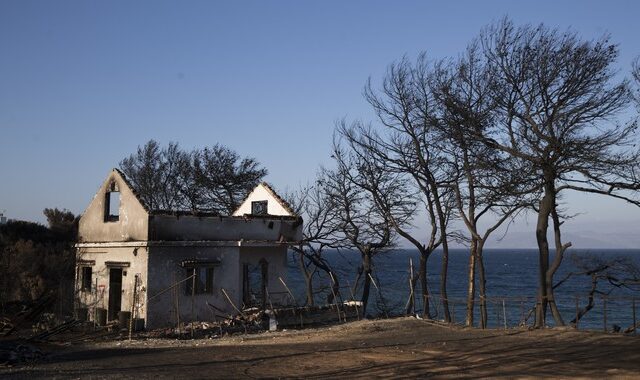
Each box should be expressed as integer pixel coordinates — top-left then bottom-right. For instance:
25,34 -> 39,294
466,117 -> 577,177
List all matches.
285,248 -> 640,331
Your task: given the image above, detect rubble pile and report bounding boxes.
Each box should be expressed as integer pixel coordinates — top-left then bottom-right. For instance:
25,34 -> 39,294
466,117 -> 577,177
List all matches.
1,293 -> 56,337
144,308 -> 269,339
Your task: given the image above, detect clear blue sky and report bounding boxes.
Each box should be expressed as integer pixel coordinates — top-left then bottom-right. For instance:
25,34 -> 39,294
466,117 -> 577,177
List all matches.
1,1 -> 639,247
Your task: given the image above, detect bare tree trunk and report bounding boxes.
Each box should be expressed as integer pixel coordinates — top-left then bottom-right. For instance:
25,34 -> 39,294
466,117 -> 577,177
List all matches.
545,273 -> 564,326
360,251 -> 372,318
547,204 -> 568,326
535,175 -> 554,328
420,252 -> 433,318
297,252 -> 314,306
535,207 -> 550,327
477,240 -> 488,328
407,250 -> 431,317
465,238 -> 478,327
440,239 -> 451,322
429,180 -> 451,322
419,253 -> 431,318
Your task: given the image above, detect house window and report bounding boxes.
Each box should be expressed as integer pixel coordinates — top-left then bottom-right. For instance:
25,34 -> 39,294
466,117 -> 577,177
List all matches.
105,191 -> 120,222
251,200 -> 268,215
185,266 -> 215,295
81,267 -> 93,291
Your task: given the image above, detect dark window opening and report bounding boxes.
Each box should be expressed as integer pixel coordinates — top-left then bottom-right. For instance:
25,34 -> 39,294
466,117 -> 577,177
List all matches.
81,266 -> 92,291
251,200 -> 268,215
185,266 -> 215,295
105,191 -> 120,222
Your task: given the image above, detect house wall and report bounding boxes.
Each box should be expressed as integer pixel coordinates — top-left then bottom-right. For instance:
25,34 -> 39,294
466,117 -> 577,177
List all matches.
233,184 -> 293,216
143,244 -> 290,329
145,245 -> 241,329
239,246 -> 290,306
76,246 -> 149,323
149,215 -> 302,242
78,170 -> 149,243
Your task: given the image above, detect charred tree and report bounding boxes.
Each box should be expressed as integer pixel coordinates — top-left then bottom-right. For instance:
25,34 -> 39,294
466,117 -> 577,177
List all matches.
477,18 -> 640,327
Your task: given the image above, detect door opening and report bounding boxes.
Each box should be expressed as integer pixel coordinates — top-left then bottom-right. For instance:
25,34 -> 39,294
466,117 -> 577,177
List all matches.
108,268 -> 123,320
242,259 -> 268,309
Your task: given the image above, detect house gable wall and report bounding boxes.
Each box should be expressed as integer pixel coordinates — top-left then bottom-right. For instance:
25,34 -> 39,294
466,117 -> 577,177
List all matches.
232,183 -> 294,216
78,169 -> 149,242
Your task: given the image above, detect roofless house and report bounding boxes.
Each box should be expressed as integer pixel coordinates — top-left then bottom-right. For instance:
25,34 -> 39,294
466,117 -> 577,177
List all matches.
75,169 -> 302,329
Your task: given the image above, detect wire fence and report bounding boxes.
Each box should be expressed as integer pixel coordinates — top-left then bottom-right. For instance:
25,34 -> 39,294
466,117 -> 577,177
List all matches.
285,272 -> 639,334
412,293 -> 639,333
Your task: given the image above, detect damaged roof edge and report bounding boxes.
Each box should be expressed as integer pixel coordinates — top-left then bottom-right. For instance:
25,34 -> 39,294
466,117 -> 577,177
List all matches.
75,240 -> 303,248
115,169 -> 298,217
148,211 -> 301,221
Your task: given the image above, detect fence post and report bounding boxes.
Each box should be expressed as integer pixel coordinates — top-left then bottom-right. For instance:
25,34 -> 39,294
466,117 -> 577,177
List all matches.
175,273 -> 181,336
191,268 -> 196,338
451,299 -> 455,324
633,298 -> 637,336
575,295 -> 579,330
603,296 -> 607,333
423,294 -> 427,319
502,299 -> 507,329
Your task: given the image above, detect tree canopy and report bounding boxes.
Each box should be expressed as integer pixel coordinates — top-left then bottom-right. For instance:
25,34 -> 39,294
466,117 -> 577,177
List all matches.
119,140 -> 268,215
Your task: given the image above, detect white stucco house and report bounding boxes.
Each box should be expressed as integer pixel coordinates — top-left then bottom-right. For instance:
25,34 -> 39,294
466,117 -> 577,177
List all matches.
75,169 -> 302,329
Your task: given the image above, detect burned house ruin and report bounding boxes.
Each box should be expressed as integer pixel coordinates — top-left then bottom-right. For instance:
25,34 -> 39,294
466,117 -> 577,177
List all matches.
75,169 -> 302,329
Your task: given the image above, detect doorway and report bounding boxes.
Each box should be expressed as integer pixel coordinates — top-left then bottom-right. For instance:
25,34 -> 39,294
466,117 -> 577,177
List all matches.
242,259 -> 268,309
108,268 -> 123,320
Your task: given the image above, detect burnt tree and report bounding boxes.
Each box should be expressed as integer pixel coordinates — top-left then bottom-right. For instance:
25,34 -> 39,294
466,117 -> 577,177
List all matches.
352,56 -> 455,321
321,139 -> 405,317
431,45 -> 537,327
479,18 -> 640,327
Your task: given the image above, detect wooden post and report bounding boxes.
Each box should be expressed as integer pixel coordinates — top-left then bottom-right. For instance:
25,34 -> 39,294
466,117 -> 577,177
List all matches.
409,258 -> 415,315
575,296 -> 579,330
176,273 -> 181,336
129,274 -> 138,341
423,294 -> 428,319
278,277 -> 298,307
603,296 -> 607,333
191,268 -> 196,338
502,299 -> 507,329
451,299 -> 455,324
345,279 -> 360,320
633,298 -> 637,336
519,297 -> 524,326
368,273 -> 389,318
93,277 -> 98,330
221,288 -> 246,317
329,273 -> 342,323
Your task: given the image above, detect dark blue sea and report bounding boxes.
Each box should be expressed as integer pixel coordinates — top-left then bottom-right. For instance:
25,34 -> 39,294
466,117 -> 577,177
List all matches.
286,248 -> 640,331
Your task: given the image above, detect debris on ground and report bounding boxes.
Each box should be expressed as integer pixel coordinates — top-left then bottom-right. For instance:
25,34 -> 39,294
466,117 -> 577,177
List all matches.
0,343 -> 46,367
1,292 -> 56,337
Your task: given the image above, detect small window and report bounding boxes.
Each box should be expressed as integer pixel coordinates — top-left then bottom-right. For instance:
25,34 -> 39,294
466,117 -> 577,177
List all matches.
251,200 -> 268,215
105,191 -> 120,222
185,266 -> 215,295
81,267 -> 93,291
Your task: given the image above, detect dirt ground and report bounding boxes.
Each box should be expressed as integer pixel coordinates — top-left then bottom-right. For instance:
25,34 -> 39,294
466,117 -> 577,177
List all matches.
2,317 -> 640,379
